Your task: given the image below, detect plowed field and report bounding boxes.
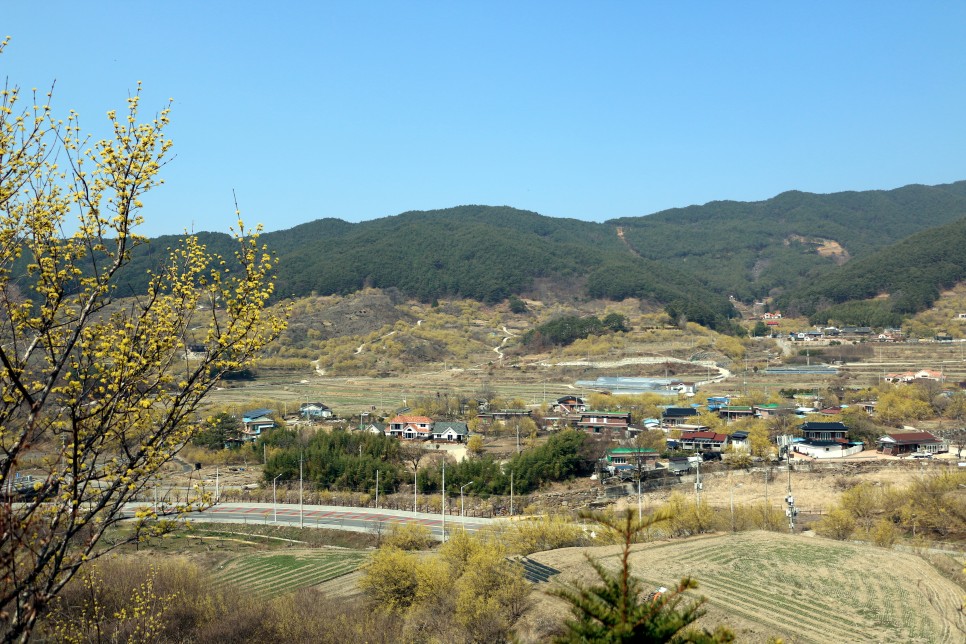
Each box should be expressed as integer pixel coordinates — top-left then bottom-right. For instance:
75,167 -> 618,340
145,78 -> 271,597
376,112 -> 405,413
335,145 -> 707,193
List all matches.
528,531 -> 966,643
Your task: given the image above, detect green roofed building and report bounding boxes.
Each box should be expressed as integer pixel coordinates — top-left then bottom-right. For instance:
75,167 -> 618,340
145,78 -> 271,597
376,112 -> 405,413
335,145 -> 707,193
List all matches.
604,447 -> 658,474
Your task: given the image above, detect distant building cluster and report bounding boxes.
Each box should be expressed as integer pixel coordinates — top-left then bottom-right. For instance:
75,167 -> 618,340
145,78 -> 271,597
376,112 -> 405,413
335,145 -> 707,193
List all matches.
225,380 -> 950,467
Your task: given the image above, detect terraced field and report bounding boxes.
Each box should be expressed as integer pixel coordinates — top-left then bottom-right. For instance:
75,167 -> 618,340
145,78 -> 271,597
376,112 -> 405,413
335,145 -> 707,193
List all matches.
210,549 -> 368,598
531,531 -> 966,643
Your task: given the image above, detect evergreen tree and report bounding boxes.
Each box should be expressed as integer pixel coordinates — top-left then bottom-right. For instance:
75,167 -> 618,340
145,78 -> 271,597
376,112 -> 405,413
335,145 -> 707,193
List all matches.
554,509 -> 734,643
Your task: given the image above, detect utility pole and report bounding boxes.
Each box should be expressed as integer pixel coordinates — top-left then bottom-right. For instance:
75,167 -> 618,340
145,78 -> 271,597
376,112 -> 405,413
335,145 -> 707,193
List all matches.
730,483 -> 735,532
694,460 -> 702,504
785,450 -> 797,532
375,470 -> 379,509
636,453 -> 643,522
460,481 -> 474,517
510,470 -> 514,517
414,466 -> 418,513
299,451 -> 304,529
273,473 -> 282,523
638,475 -> 643,522
441,460 -> 446,542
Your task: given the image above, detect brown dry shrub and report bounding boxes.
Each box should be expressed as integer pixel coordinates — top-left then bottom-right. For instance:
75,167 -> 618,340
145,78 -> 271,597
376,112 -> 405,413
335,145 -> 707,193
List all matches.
258,590 -> 404,644
40,555 -> 250,642
38,555 -> 402,644
833,475 -> 860,491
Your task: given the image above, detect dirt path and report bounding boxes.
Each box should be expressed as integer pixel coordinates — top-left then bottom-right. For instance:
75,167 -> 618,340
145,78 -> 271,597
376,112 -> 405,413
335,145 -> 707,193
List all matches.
353,329 -> 396,355
615,226 -> 642,258
493,326 -> 519,362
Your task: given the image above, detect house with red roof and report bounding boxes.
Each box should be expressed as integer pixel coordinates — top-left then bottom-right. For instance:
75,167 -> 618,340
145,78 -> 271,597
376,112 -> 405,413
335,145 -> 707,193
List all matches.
884,369 -> 945,384
877,431 -> 946,456
678,429 -> 729,453
386,415 -> 434,440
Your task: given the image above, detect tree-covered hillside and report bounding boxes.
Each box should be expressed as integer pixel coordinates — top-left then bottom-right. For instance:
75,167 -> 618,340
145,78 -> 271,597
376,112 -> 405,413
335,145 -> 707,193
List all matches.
610,181 -> 966,301
99,182 -> 966,331
779,216 -> 966,326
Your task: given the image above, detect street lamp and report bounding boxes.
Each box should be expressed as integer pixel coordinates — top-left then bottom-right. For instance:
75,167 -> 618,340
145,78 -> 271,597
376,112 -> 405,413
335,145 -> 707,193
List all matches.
272,473 -> 283,523
460,481 -> 474,517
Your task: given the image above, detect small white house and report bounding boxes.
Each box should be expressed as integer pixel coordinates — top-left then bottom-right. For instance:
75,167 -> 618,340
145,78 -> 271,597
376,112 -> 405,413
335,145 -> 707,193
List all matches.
299,402 -> 333,421
432,421 -> 469,442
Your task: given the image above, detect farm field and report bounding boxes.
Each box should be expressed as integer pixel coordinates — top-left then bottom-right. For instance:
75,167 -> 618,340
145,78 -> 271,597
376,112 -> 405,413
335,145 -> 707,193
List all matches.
209,548 -> 368,598
202,339 -> 966,419
528,531 -> 966,643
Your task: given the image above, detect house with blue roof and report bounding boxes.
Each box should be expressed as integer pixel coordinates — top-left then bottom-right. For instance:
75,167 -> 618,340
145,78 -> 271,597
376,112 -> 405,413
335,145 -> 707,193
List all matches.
241,408 -> 276,440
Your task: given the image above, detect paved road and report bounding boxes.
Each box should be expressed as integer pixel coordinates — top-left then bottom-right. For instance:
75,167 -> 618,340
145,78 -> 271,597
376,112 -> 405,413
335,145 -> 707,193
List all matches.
132,502 -> 499,540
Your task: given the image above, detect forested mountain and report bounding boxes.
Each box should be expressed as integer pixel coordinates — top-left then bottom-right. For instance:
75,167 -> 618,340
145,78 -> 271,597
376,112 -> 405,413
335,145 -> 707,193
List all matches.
102,181 -> 966,331
778,216 -> 966,326
609,180 -> 966,302
107,205 -> 740,331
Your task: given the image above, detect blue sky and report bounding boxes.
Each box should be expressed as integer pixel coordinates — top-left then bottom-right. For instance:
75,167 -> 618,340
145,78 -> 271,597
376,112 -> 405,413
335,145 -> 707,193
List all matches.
4,2 -> 966,236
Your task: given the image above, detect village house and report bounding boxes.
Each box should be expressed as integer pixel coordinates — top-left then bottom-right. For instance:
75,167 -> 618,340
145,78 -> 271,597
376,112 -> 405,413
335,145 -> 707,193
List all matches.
800,421 -> 848,442
674,423 -> 711,433
668,380 -> 697,396
476,409 -> 532,426
676,429 -> 729,453
576,410 -> 631,435
884,369 -> 945,384
387,415 -> 433,440
717,405 -> 754,422
661,407 -> 699,426
358,421 -> 387,435
793,421 -> 864,459
553,395 -> 587,414
240,408 -> 276,441
856,401 -> 877,415
299,402 -> 333,421
877,431 -> 946,456
754,403 -> 798,418
728,430 -> 749,451
603,447 -> 658,476
432,421 -> 469,442
818,406 -> 844,416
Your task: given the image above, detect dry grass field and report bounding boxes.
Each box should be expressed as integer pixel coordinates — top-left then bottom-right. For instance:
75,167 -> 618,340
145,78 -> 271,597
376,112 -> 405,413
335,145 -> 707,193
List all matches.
526,531 -> 966,643
619,460 -> 943,515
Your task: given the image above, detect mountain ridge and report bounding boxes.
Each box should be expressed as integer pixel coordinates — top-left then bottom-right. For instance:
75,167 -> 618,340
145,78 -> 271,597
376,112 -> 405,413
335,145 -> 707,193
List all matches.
107,180 -> 966,331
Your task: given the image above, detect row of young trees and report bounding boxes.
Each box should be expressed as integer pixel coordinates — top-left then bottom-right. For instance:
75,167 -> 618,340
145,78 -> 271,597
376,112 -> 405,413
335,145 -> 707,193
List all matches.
261,428 -> 406,493
417,430 -> 592,496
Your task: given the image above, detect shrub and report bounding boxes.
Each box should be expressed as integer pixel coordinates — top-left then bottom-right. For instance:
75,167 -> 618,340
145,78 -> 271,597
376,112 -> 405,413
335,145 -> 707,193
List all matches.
815,508 -> 856,540
384,523 -> 435,551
